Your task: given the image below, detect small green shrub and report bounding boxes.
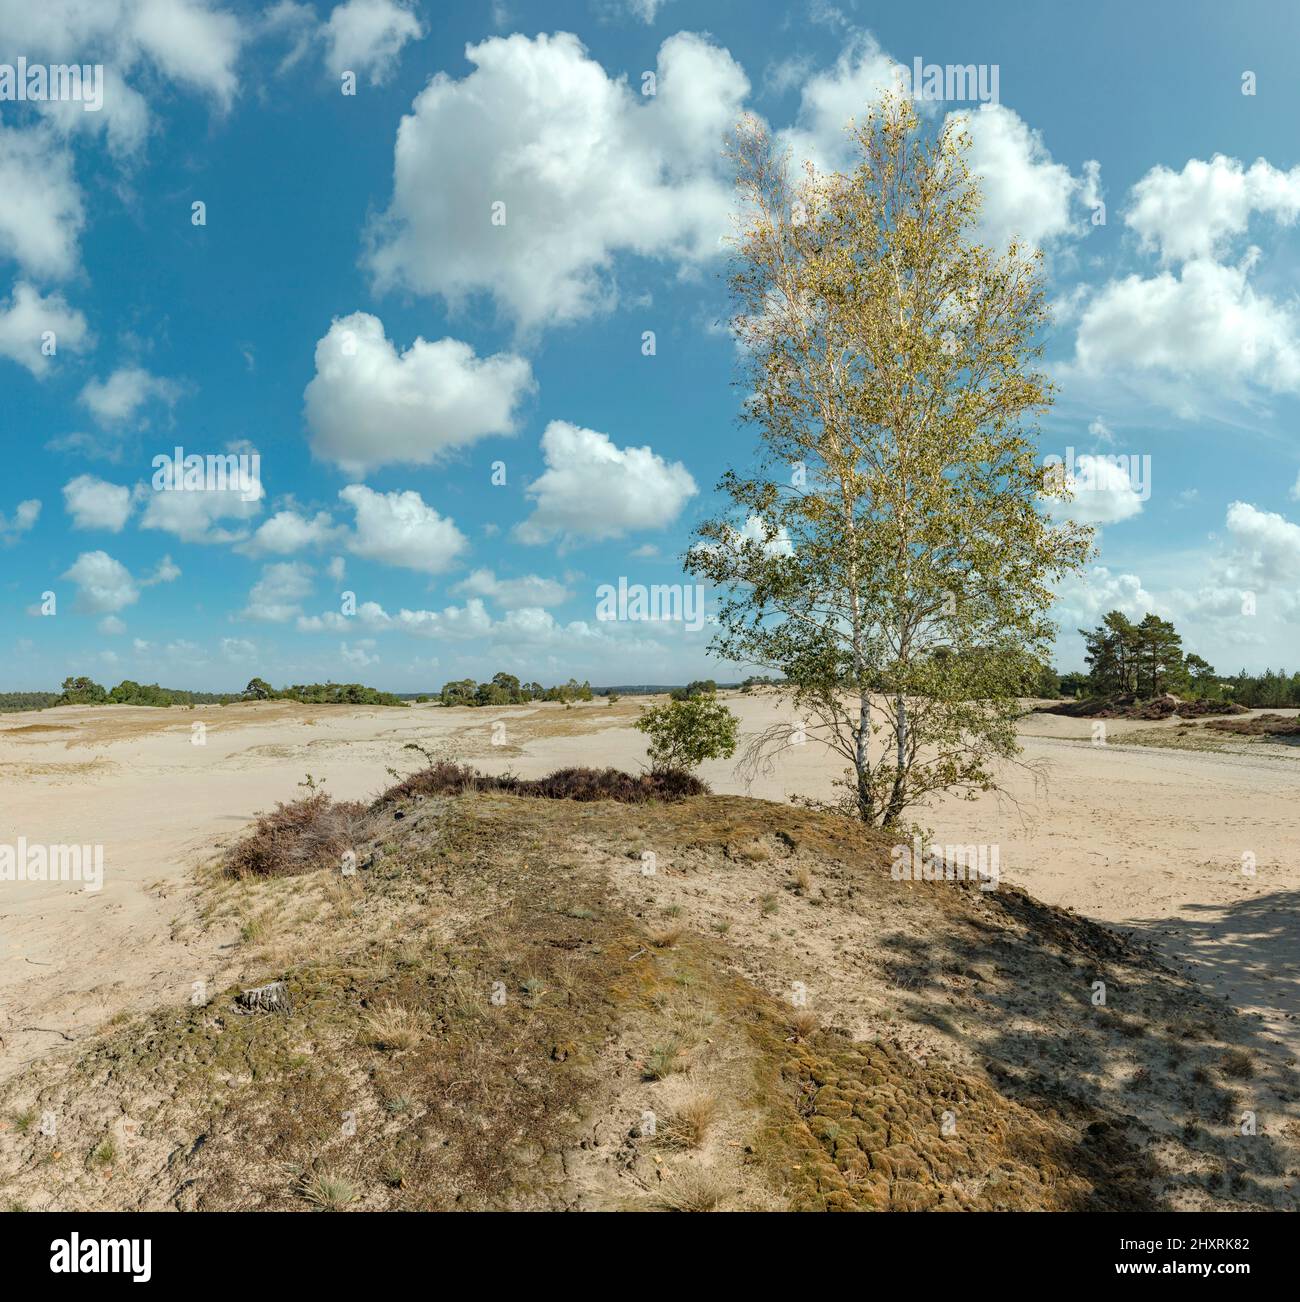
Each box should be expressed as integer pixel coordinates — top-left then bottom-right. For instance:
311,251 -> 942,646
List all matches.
634,695 -> 739,773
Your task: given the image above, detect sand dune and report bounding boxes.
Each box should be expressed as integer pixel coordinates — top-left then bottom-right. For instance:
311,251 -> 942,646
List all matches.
1,694 -> 1297,1083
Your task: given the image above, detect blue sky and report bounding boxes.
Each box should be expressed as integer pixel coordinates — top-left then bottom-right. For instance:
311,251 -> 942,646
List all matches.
3,0 -> 1300,692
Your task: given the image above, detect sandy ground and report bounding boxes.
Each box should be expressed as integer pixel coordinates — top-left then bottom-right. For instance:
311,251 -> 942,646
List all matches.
2,693 -> 1297,1080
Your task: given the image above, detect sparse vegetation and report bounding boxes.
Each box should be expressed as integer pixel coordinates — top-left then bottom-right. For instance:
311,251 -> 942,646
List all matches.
1220,1048 -> 1255,1079
1,783 -> 1293,1213
642,1041 -> 685,1081
1206,713 -> 1300,738
788,1010 -> 819,1042
652,1170 -> 729,1212
88,1139 -> 116,1168
224,791 -> 365,879
379,761 -> 707,806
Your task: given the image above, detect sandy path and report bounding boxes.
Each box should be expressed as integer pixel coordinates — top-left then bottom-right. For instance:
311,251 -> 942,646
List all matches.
2,695 -> 1296,1080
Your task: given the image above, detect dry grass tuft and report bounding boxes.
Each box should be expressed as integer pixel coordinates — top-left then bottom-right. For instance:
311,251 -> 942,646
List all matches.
648,924 -> 683,949
300,1171 -> 359,1211
1220,1048 -> 1255,1079
239,910 -> 275,945
660,1092 -> 718,1149
788,1010 -> 820,1042
362,1002 -> 425,1052
652,1169 -> 730,1212
642,1040 -> 685,1081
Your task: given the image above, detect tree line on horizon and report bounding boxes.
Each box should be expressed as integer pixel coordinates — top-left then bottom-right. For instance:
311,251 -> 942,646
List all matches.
41,676 -> 408,708
2,627 -> 1292,713
6,634 -> 1297,716
1075,612 -> 1205,699
241,678 -> 406,706
431,673 -> 594,707
58,676 -> 235,707
2,673 -> 702,713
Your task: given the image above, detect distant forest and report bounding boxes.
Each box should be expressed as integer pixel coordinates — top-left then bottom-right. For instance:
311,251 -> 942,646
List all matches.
0,677 -> 409,710
4,651 -> 1299,716
0,691 -> 63,713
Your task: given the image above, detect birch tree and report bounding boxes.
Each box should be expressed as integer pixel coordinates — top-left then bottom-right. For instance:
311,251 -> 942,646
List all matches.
687,96 -> 1094,828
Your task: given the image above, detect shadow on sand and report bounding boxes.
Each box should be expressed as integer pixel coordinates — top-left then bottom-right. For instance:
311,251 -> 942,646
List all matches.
875,881 -> 1298,1209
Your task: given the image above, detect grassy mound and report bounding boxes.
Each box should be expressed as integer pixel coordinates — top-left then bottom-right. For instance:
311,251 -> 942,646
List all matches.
3,783 -> 1296,1212
225,766 -> 706,880
1204,713 -> 1300,737
1038,695 -> 1247,721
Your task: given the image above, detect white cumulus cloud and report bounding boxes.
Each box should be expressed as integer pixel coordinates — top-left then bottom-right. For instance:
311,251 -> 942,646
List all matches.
1047,455 -> 1145,526
1126,155 -> 1300,265
139,481 -> 263,544
241,561 -> 315,623
451,568 -> 572,609
324,0 -> 422,84
339,484 -> 468,574
516,420 -> 697,546
62,550 -> 139,613
304,312 -> 534,473
236,508 -> 343,556
1070,254 -> 1300,397
365,30 -> 748,329
951,104 -> 1101,253
0,282 -> 88,376
0,0 -> 246,154
79,366 -> 180,426
775,32 -> 904,175
0,122 -> 83,279
63,475 -> 135,531
0,498 -> 40,541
